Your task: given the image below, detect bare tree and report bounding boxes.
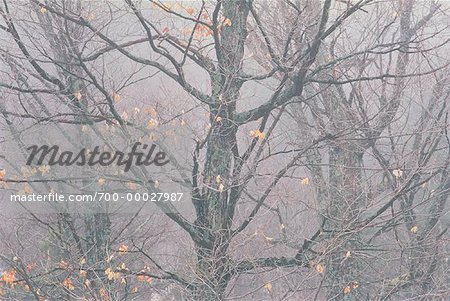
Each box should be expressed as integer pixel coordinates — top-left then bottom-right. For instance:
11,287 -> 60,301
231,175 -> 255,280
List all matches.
0,0 -> 449,300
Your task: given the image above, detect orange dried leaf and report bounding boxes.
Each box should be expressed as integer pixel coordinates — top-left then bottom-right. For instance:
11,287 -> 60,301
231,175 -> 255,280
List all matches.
223,18 -> 232,26
2,269 -> 17,287
23,185 -> 33,194
301,177 -> 310,185
59,260 -> 70,269
186,7 -> 195,15
97,178 -> 106,186
145,107 -> 158,117
63,278 -> 74,291
126,182 -> 138,190
118,262 -> 127,271
264,235 -> 274,244
249,130 -> 265,141
113,93 -> 121,103
74,91 -> 82,101
99,287 -> 109,300
38,165 -> 50,175
118,245 -> 129,253
27,262 -> 37,272
137,273 -> 153,283
105,268 -> 120,281
315,263 -> 325,274
147,118 -> 159,128
392,169 -> 403,178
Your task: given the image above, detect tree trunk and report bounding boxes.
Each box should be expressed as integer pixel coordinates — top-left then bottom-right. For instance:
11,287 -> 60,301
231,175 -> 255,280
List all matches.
326,145 -> 365,300
189,2 -> 250,300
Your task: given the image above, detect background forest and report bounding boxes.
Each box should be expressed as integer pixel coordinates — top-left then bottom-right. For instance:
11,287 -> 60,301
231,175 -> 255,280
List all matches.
0,0 -> 449,300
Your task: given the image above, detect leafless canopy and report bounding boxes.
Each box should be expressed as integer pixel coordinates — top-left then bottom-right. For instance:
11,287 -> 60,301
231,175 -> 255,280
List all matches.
0,0 -> 449,300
